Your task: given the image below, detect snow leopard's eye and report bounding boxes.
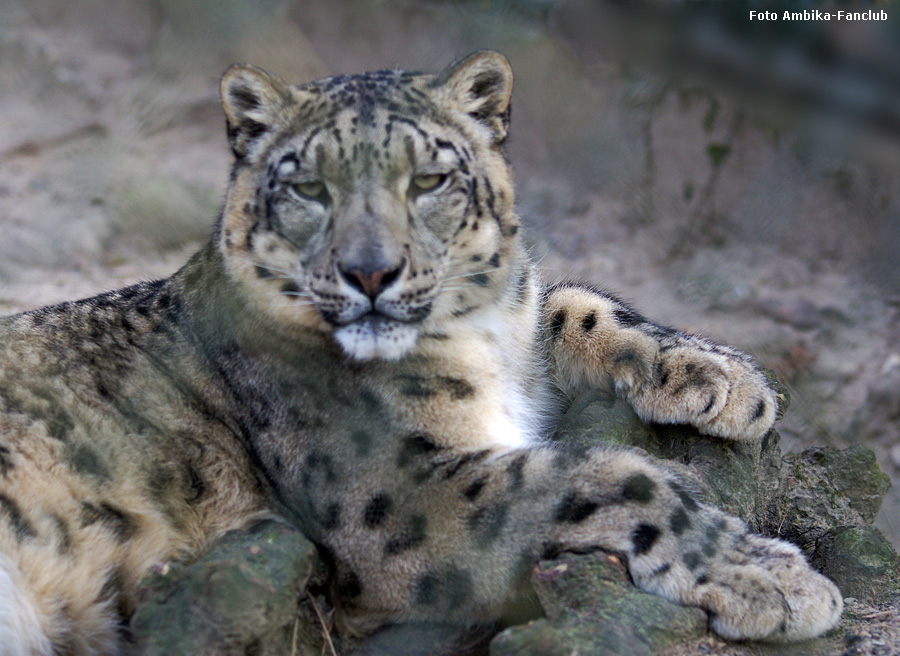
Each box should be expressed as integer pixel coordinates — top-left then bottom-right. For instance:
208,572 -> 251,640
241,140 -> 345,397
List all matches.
292,180 -> 326,200
412,174 -> 447,192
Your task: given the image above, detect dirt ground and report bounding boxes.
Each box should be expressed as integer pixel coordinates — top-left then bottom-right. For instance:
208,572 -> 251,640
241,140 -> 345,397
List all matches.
1,0 -> 898,553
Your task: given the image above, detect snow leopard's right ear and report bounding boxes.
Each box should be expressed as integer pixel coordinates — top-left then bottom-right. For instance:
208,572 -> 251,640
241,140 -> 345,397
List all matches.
220,64 -> 296,160
434,50 -> 514,144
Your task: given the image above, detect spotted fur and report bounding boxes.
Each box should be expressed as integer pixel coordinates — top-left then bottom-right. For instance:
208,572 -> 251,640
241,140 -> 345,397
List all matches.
0,52 -> 840,655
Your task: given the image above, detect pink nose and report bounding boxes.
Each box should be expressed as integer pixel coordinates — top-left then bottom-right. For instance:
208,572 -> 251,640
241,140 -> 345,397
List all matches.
341,266 -> 402,299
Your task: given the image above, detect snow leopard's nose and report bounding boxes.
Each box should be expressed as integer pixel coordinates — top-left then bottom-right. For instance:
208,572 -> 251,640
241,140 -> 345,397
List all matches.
339,260 -> 404,299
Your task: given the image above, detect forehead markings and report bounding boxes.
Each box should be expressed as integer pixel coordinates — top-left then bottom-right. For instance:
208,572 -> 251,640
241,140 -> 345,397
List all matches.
314,70 -> 424,128
434,138 -> 460,158
388,115 -> 432,143
299,125 -> 324,162
268,73 -> 471,187
404,135 -> 417,169
404,85 -> 429,103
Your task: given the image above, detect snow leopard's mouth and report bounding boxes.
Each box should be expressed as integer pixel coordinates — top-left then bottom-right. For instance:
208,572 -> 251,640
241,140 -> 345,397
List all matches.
331,313 -> 422,361
321,304 -> 432,329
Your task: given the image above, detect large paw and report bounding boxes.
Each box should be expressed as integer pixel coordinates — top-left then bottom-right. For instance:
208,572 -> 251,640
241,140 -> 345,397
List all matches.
541,285 -> 779,441
552,450 -> 841,642
686,533 -> 843,642
627,340 -> 778,441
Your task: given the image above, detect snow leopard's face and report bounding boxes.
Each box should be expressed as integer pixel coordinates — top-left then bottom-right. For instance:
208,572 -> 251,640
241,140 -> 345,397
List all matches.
217,52 -> 520,360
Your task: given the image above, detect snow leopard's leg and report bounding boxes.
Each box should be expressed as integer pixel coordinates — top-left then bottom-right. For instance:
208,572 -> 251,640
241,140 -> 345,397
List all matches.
537,447 -> 843,641
340,444 -> 842,644
542,283 -> 779,441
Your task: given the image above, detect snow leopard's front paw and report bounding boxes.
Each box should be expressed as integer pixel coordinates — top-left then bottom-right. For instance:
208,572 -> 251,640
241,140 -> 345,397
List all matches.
541,283 -> 779,441
627,340 -> 778,441
551,450 -> 841,642
684,531 -> 843,641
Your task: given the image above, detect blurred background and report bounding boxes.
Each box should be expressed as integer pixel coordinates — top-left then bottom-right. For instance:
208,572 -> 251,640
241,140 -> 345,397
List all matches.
0,0 -> 898,546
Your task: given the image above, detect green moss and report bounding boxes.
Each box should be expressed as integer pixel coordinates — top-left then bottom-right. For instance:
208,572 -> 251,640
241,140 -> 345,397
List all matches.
131,520 -> 321,655
814,525 -> 900,602
492,552 -> 705,655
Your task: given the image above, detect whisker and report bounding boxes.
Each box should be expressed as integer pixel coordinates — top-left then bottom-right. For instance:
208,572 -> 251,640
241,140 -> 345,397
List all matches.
279,292 -> 314,301
443,266 -> 502,283
256,264 -> 298,279
234,255 -> 300,280
231,254 -> 318,304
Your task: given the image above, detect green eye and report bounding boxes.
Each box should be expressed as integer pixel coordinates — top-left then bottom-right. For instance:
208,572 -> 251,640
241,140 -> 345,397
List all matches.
293,181 -> 325,199
412,174 -> 446,192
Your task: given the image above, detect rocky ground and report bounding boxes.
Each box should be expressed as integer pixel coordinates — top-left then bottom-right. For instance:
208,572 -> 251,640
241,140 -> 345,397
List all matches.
1,1 -> 898,653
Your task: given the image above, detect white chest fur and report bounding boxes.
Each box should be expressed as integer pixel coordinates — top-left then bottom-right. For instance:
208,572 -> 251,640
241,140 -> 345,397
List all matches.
404,304 -> 552,452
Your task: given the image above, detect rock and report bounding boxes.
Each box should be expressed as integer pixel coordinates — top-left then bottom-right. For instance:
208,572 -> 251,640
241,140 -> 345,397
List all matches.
555,384 -> 893,553
553,389 -> 782,530
491,552 -> 706,656
131,519 -> 326,656
541,383 -> 900,655
349,623 -> 495,656
768,445 -> 892,552
813,526 -> 900,603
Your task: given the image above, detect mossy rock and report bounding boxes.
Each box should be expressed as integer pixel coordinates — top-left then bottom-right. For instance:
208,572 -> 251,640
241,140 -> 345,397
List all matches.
554,391 -> 777,529
813,525 -> 900,603
768,446 -> 892,552
491,552 -> 705,656
131,519 -> 325,656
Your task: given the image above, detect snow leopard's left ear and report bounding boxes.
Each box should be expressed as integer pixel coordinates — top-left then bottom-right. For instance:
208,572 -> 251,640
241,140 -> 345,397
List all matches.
435,51 -> 513,144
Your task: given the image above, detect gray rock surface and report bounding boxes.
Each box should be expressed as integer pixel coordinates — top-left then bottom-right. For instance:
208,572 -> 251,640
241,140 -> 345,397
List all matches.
132,519 -> 327,656
491,552 -> 706,656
